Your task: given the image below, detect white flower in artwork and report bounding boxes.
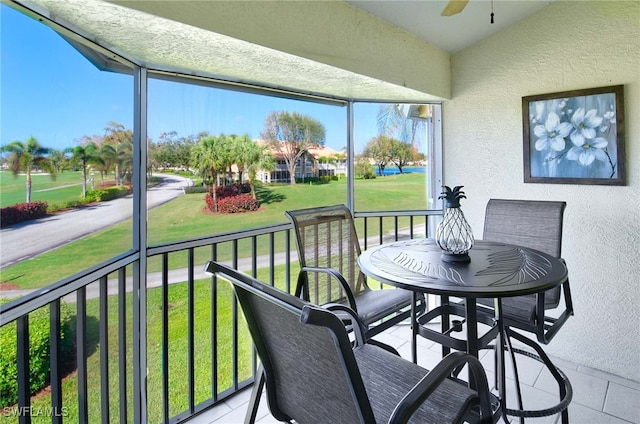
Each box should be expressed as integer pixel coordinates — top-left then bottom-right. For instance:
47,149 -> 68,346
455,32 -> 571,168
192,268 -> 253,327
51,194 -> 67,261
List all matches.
534,112 -> 572,152
569,108 -> 603,146
529,92 -> 619,178
566,136 -> 608,166
604,109 -> 616,124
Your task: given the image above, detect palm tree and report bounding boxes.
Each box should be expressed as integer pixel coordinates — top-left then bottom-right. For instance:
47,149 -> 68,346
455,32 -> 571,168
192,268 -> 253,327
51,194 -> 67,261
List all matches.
231,134 -> 255,184
232,135 -> 276,197
66,142 -> 104,198
1,136 -> 56,203
190,135 -> 233,213
245,143 -> 276,199
101,140 -> 133,186
48,149 -> 68,173
377,104 -> 430,149
102,122 -> 134,185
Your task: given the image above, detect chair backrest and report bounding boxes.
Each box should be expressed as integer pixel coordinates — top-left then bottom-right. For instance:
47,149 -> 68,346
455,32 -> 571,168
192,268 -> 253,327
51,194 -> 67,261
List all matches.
483,199 -> 566,258
204,261 -> 375,424
285,205 -> 367,304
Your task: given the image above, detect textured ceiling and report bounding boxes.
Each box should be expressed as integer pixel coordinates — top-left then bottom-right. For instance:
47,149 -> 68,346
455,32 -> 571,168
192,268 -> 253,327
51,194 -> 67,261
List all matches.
18,0 -> 440,102
346,0 -> 553,54
14,0 -> 552,101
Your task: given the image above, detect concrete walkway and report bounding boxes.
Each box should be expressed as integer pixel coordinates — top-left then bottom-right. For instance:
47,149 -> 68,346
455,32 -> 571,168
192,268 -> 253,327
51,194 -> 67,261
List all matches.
0,251 -> 294,301
0,227 -> 424,300
0,174 -> 192,268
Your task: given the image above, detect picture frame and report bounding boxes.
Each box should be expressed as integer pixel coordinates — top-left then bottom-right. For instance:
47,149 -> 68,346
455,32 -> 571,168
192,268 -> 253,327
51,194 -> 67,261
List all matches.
522,85 -> 625,185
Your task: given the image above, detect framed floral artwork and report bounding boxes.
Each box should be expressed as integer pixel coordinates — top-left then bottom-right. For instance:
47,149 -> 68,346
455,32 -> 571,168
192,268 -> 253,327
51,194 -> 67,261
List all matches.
522,85 -> 625,185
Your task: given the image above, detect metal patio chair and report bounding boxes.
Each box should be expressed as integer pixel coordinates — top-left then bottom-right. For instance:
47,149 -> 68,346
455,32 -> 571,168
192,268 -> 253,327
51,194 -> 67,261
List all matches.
416,199 -> 574,423
419,199 -> 574,349
478,198 -> 574,343
478,199 -> 575,423
285,204 -> 425,339
204,260 -> 496,424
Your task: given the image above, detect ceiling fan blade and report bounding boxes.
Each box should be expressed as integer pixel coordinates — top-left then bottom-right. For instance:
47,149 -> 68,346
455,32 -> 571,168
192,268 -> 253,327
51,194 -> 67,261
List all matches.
441,0 -> 470,16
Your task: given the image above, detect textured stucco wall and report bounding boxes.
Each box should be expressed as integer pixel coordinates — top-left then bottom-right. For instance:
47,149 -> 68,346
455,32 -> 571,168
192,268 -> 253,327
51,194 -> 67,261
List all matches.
445,1 -> 640,381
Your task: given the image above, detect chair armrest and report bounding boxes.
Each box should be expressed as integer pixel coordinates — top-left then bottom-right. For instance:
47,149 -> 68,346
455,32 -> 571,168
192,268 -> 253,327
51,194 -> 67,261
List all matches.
323,303 -> 367,346
296,266 -> 359,312
389,351 -> 494,424
322,303 -> 401,355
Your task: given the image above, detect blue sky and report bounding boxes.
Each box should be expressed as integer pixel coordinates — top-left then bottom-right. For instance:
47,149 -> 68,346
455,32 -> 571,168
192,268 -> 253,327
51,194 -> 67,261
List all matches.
1,4 -> 380,153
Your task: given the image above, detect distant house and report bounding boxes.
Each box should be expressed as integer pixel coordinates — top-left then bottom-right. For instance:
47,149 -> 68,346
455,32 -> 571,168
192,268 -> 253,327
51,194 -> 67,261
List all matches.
254,140 -> 346,183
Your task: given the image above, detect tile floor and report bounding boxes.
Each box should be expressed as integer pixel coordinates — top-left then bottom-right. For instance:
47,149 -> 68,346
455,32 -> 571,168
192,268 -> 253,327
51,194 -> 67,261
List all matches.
187,323 -> 640,424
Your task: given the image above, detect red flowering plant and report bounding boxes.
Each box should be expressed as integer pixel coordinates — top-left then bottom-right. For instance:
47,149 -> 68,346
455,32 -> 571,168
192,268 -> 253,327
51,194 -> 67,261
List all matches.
205,183 -> 258,213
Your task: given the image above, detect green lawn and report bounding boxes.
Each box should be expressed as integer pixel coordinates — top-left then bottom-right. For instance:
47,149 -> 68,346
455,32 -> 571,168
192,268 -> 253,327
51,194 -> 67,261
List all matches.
0,170 -> 171,210
0,171 -> 88,209
1,173 -> 428,290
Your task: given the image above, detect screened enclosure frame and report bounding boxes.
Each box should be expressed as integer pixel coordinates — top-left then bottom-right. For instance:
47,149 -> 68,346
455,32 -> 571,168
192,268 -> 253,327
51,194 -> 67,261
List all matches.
3,1 -> 444,421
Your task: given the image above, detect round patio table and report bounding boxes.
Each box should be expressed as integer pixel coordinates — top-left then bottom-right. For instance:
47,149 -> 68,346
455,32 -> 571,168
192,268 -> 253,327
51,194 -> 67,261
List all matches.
358,238 -> 572,423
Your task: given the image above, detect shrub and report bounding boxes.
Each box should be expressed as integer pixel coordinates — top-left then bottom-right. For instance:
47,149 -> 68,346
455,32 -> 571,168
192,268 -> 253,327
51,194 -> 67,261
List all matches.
217,194 -> 260,214
48,198 -> 94,213
184,186 -> 207,194
355,160 -> 376,179
205,191 -> 216,211
0,298 -> 74,408
215,183 -> 251,199
0,201 -> 48,228
294,177 -> 321,184
85,189 -> 107,202
85,185 -> 130,202
205,183 -> 255,212
64,199 -> 89,208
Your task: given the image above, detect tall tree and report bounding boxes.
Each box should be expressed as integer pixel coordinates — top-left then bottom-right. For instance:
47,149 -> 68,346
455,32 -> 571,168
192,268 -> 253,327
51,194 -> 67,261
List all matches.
177,135 -> 197,171
153,131 -> 180,169
362,135 -> 393,176
67,142 -> 104,198
102,122 -> 133,185
1,136 -> 56,203
261,111 -> 325,184
151,131 -> 197,171
388,139 -> 414,173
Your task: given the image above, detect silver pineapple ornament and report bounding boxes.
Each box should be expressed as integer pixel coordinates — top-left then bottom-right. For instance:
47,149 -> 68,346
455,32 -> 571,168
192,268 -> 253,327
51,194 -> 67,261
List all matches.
436,185 -> 474,263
